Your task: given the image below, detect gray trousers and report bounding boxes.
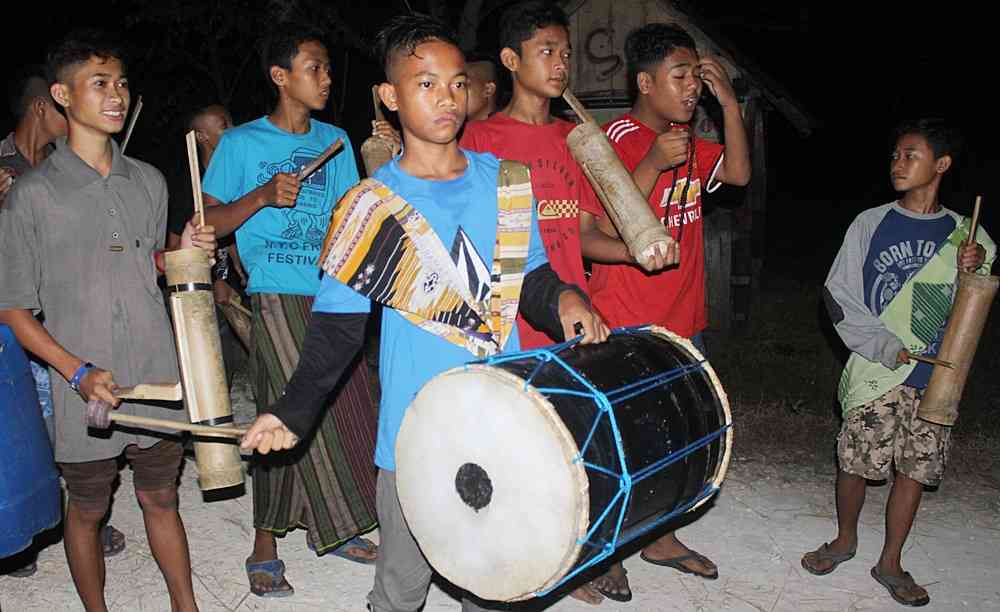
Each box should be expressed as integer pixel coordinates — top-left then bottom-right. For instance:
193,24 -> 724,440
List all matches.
368,470 -> 501,612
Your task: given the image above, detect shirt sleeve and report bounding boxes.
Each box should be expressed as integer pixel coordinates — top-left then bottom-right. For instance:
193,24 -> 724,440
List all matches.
458,122 -> 484,152
0,180 -> 42,312
824,211 -> 904,368
202,132 -> 242,204
694,138 -> 725,194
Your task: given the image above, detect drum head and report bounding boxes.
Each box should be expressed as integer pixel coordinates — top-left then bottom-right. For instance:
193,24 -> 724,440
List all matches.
395,365 -> 589,602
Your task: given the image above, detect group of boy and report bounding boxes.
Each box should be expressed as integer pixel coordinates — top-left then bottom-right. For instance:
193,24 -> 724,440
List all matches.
0,1 -> 988,611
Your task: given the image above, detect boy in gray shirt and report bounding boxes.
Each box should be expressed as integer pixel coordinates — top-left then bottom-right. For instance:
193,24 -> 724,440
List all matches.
0,30 -> 214,611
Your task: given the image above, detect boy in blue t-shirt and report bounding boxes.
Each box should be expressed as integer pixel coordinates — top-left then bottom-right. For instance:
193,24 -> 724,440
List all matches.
202,24 -> 378,598
240,14 -> 608,611
803,120 -> 993,607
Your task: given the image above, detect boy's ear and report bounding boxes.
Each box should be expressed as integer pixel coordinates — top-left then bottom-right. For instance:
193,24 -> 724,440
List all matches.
636,71 -> 653,95
270,65 -> 288,89
484,82 -> 497,98
31,97 -> 47,118
378,82 -> 398,112
194,129 -> 209,145
499,47 -> 520,73
50,83 -> 70,110
936,154 -> 952,174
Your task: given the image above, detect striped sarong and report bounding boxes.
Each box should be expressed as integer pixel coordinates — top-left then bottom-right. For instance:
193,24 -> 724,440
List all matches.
250,293 -> 378,553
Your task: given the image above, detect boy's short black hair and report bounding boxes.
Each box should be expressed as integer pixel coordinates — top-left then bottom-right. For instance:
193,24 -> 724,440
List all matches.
46,29 -> 124,85
465,51 -> 498,79
498,1 -> 568,56
374,14 -> 459,80
625,23 -> 697,82
262,23 -> 326,97
8,65 -> 50,119
894,118 -> 963,161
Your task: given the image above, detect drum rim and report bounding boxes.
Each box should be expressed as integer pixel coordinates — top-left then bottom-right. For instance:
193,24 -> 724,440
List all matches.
644,326 -> 733,511
396,364 -> 591,602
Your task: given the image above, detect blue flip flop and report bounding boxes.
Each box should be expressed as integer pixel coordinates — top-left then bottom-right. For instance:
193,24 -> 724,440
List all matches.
309,535 -> 378,565
245,557 -> 295,598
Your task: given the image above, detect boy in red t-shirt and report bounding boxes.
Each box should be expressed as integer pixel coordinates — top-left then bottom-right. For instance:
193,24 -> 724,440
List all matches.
580,22 -> 751,593
460,1 -> 605,356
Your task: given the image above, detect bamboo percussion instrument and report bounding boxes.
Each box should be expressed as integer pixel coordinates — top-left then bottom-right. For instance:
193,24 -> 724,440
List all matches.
166,248 -> 245,490
360,85 -> 396,176
86,399 -> 247,438
121,95 -> 143,153
298,138 -> 344,181
918,270 -> 999,426
562,89 -> 675,272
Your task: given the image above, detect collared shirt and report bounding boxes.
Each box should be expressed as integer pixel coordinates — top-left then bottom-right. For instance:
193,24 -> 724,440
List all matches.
1,131 -> 33,178
0,137 -> 184,462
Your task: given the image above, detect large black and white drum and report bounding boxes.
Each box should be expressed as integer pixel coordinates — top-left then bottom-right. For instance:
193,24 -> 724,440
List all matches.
395,326 -> 732,601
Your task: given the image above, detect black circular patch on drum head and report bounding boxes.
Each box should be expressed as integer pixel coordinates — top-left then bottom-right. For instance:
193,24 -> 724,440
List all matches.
455,463 -> 493,512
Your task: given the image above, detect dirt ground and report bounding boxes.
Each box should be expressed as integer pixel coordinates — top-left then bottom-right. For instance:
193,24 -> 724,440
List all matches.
3,284 -> 1000,611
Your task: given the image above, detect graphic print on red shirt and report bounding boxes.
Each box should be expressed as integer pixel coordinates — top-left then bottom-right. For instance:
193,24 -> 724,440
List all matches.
590,114 -> 724,337
461,112 -> 602,349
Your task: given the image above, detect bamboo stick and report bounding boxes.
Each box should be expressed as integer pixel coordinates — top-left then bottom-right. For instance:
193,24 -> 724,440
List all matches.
909,353 -> 955,369
121,95 -> 143,153
967,195 -> 982,247
108,413 -> 247,438
562,89 -> 595,124
185,130 -> 205,227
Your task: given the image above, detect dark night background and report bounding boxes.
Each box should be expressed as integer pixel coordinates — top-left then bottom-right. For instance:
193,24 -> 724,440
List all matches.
2,1 -> 994,285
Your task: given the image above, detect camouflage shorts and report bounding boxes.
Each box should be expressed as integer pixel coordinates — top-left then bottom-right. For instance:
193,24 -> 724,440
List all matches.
837,385 -> 952,486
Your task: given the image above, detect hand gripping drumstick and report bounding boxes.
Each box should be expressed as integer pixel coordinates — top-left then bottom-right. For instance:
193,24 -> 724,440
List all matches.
87,399 -> 248,438
298,138 -> 343,181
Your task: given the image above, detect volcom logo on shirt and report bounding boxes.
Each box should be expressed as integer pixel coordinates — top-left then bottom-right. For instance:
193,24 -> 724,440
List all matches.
256,146 -> 334,245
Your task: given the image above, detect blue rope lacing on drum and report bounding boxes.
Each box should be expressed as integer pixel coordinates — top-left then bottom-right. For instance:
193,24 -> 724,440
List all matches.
477,325 -> 731,597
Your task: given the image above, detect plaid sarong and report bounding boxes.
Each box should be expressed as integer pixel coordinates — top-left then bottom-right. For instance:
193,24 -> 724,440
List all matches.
250,292 -> 378,553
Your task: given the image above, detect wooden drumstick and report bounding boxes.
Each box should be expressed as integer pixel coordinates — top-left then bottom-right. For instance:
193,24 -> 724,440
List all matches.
87,400 -> 247,438
909,354 -> 955,369
185,130 -> 205,228
297,138 -> 343,181
109,413 -> 247,438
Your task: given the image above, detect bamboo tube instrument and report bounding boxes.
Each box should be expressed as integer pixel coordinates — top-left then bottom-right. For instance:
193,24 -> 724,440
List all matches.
163,141 -> 245,490
360,85 -> 396,176
918,196 -> 996,426
562,89 -> 675,272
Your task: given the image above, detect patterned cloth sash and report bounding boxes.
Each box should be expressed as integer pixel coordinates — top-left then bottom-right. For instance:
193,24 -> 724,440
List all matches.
318,160 -> 533,357
838,217 -> 974,413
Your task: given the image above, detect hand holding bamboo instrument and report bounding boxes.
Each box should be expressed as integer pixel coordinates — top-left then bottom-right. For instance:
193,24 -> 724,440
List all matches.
562,89 -> 676,272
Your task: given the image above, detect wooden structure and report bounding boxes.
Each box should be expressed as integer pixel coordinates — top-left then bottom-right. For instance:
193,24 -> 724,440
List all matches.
561,0 -> 814,336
